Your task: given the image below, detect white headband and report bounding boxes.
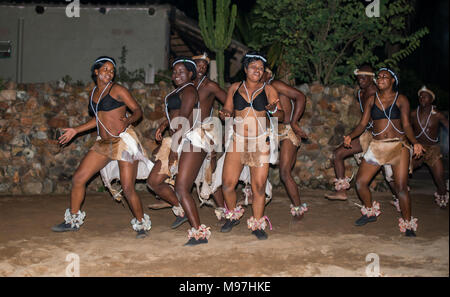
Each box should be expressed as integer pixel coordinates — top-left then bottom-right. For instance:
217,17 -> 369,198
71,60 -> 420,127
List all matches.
418,85 -> 435,99
245,54 -> 267,63
378,68 -> 398,85
354,69 -> 375,76
95,58 -> 116,67
172,59 -> 197,69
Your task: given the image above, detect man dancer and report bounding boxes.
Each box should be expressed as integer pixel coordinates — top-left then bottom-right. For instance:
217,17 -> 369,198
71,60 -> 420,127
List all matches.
324,65 -> 379,200
390,86 -> 448,209
261,68 -> 308,219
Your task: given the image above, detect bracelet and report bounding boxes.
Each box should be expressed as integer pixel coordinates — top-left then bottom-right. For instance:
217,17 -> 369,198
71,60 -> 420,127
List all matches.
268,106 -> 278,114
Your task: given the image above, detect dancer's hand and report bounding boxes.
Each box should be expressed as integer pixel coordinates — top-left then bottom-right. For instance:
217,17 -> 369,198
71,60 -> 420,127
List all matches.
343,135 -> 352,148
413,143 -> 425,159
155,121 -> 168,142
265,99 -> 279,113
219,109 -> 232,121
291,123 -> 308,139
117,117 -> 129,135
58,128 -> 77,145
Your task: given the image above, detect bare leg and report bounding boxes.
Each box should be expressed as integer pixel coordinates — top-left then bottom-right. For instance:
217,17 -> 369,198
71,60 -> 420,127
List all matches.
118,160 -> 144,221
279,139 -> 301,206
325,138 -> 363,200
355,160 -> 381,207
391,148 -> 413,221
249,164 -> 270,220
428,159 -> 447,195
175,143 -> 207,229
70,150 -> 110,214
146,160 -> 180,207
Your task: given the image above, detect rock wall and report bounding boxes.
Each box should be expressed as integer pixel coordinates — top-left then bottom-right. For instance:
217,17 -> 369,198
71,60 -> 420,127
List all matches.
0,80 -> 389,195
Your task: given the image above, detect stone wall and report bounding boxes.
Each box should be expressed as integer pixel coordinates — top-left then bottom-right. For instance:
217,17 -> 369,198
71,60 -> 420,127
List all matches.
0,80 -> 389,195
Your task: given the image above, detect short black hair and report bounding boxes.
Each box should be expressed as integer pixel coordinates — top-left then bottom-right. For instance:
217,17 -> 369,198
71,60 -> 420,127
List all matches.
172,56 -> 197,81
91,56 -> 116,84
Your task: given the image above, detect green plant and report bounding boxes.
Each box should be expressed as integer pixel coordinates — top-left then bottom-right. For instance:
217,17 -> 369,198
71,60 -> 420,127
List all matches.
117,45 -> 145,83
197,0 -> 237,88
253,0 -> 429,85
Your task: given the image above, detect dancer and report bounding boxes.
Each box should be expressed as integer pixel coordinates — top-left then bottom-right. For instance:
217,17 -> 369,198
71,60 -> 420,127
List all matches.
52,56 -> 152,238
219,52 -> 283,240
146,57 -> 198,232
190,53 -> 227,211
325,65 -> 378,200
390,86 -> 448,209
261,68 -> 308,219
344,68 -> 425,237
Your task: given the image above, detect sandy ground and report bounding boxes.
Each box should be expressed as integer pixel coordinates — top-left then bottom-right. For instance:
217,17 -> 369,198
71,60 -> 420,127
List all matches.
0,175 -> 448,277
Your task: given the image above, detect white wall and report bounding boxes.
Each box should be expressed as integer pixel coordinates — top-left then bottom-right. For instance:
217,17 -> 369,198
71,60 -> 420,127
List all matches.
0,4 -> 170,83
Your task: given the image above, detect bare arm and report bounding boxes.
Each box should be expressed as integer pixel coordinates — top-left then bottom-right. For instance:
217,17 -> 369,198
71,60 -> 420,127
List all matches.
265,84 -> 284,121
345,95 -> 374,144
398,95 -> 425,158
209,81 -> 227,105
219,82 -> 238,120
116,85 -> 143,127
58,117 -> 97,144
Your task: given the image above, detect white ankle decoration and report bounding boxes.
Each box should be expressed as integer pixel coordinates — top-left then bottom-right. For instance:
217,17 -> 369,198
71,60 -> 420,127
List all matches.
398,217 -> 418,232
64,209 -> 86,228
360,201 -> 381,217
224,206 -> 244,220
131,214 -> 152,231
187,224 -> 211,240
333,177 -> 351,191
290,203 -> 308,217
247,216 -> 273,231
214,207 -> 226,220
172,205 -> 185,217
434,192 -> 449,208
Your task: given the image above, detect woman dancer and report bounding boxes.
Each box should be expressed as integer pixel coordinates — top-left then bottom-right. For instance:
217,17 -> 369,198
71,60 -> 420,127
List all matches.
344,68 -> 424,237
146,57 -> 213,246
52,56 -> 152,238
219,52 -> 283,240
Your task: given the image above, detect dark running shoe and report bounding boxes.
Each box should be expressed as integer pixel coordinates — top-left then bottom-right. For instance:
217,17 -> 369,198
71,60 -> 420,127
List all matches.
354,215 -> 377,226
136,229 -> 148,239
184,238 -> 208,246
171,215 -> 188,229
251,229 -> 268,240
220,219 -> 240,233
51,222 -> 79,232
405,229 -> 416,237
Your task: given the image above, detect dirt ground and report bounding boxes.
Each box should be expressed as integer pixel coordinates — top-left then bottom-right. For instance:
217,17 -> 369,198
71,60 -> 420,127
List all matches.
0,175 -> 448,277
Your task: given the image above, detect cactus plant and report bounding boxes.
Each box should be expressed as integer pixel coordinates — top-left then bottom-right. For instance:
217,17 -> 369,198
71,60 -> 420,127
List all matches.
197,0 -> 237,88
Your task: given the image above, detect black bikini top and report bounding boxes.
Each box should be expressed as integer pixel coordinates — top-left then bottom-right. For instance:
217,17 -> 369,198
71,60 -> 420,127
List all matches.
371,93 -> 401,120
233,82 -> 268,111
89,83 -> 125,115
166,92 -> 182,111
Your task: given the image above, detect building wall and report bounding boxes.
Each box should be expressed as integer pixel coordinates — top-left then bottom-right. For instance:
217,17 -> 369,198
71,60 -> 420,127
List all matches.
0,4 -> 170,83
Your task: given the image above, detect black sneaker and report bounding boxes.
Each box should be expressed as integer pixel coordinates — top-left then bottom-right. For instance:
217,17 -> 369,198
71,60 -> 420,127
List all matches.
136,230 -> 148,239
184,238 -> 208,246
405,229 -> 416,237
51,222 -> 79,232
220,219 -> 240,233
251,229 -> 268,240
354,215 -> 377,226
171,215 -> 188,229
